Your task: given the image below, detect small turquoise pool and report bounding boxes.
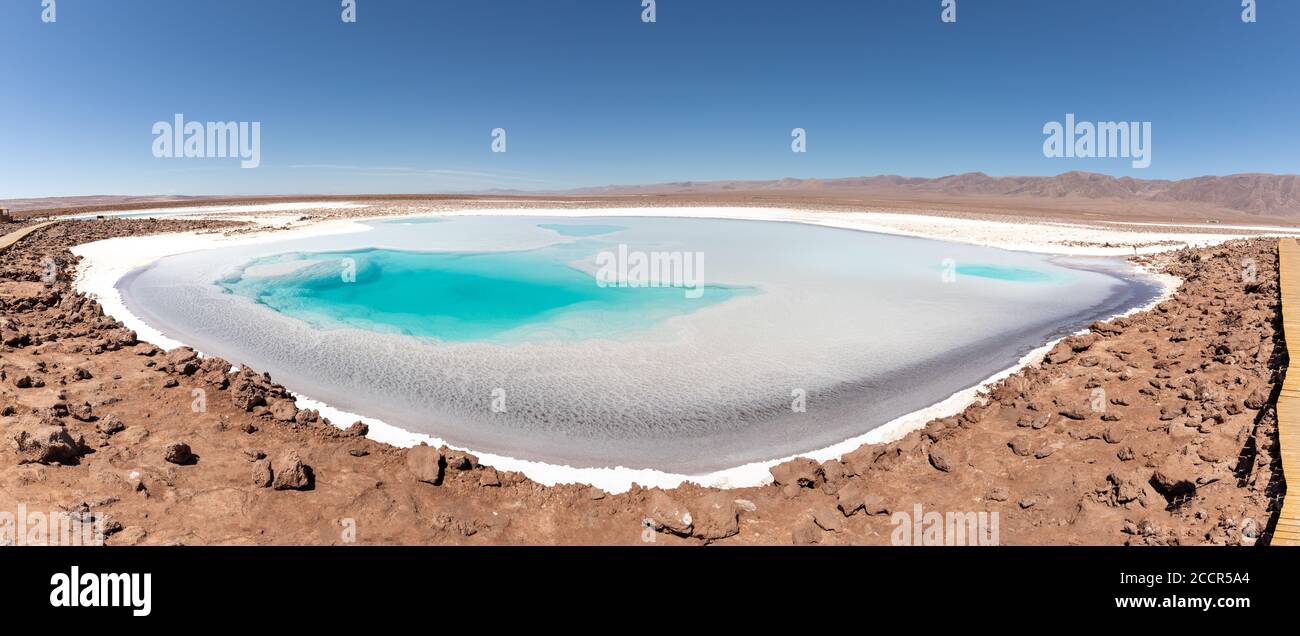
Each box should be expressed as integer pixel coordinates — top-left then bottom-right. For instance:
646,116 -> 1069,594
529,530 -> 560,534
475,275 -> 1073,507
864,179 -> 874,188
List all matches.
954,263 -> 1070,283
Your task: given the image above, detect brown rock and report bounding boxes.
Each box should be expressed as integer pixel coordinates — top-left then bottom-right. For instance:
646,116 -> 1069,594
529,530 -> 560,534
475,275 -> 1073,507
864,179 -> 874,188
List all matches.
293,409 -> 322,427
840,445 -> 880,476
1197,435 -> 1239,464
1090,320 -> 1124,336
1065,333 -> 1099,352
1107,471 -> 1143,504
691,493 -> 740,543
251,459 -> 273,488
444,450 -> 479,471
928,444 -> 956,472
1152,452 -> 1213,499
270,452 -> 310,490
1058,406 -> 1087,420
69,401 -> 94,422
791,513 -> 822,545
197,356 -> 231,388
1044,342 -> 1075,364
12,425 -> 85,465
810,508 -> 842,534
164,347 -> 200,375
836,480 -> 868,516
96,414 -> 125,435
230,373 -> 268,412
162,442 -> 194,465
478,468 -> 501,487
1008,435 -> 1033,457
405,444 -> 444,485
268,399 -> 298,422
862,494 -> 889,516
103,328 -> 137,349
821,458 -> 847,484
769,457 -> 824,489
645,491 -> 693,536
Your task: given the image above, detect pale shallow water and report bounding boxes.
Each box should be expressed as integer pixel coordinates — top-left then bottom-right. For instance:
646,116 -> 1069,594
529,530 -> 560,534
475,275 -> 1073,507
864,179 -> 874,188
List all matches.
119,215 -> 1161,472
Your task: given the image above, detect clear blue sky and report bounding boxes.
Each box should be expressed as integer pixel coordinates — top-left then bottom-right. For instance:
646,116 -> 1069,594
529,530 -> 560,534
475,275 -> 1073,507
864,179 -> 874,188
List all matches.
2,0 -> 1298,198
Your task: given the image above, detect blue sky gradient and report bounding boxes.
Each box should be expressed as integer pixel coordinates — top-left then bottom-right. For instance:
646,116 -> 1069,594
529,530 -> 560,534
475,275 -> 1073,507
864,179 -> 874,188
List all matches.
2,0 -> 1298,197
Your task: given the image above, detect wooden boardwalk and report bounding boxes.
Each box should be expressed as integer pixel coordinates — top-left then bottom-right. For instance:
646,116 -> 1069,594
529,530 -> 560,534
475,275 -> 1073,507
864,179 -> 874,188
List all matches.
0,221 -> 56,254
1274,238 -> 1300,545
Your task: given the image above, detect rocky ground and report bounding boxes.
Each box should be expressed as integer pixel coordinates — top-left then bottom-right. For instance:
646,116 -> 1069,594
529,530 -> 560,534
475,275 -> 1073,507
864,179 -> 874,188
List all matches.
0,219 -> 1287,545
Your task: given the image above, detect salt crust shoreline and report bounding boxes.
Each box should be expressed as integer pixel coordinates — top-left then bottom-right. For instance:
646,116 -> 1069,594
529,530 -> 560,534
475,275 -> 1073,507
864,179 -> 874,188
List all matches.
70,204 -> 1236,493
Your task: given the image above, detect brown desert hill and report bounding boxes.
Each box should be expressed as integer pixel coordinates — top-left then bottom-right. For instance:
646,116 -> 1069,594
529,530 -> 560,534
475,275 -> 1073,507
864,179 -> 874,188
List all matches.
1157,174 -> 1300,214
7,172 -> 1300,227
555,171 -> 1300,220
0,194 -> 207,214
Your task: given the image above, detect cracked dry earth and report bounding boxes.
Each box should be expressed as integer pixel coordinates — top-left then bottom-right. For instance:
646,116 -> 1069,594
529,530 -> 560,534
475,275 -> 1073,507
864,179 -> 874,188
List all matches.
0,219 -> 1287,545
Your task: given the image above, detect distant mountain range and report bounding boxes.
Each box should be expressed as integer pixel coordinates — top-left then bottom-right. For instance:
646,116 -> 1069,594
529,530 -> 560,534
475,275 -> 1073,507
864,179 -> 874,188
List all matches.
0,194 -> 206,214
8,172 -> 1300,223
555,171 -> 1300,218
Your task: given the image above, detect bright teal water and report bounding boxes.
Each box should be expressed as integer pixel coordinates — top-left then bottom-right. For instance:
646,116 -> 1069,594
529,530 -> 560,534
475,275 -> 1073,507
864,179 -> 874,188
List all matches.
218,247 -> 747,342
955,264 -> 1068,283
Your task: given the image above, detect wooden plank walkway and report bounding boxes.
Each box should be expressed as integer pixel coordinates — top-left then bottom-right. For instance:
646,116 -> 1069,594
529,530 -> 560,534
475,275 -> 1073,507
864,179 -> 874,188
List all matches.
1274,238 -> 1300,545
0,221 -> 56,254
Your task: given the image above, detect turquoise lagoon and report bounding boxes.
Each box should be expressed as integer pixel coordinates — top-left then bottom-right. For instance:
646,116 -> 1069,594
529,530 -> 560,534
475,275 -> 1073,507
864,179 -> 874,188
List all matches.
219,246 -> 744,342
119,214 -> 1161,472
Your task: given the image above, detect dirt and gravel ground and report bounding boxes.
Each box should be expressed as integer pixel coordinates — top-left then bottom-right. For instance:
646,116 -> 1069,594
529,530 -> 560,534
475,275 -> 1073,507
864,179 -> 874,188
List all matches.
0,216 -> 1287,545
